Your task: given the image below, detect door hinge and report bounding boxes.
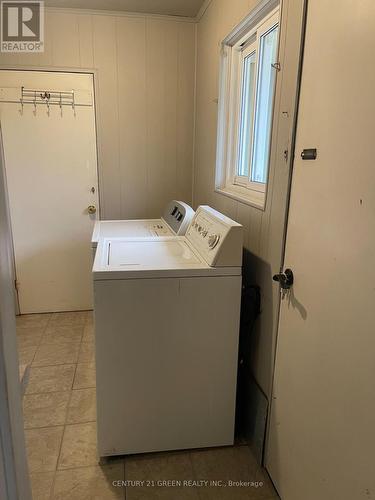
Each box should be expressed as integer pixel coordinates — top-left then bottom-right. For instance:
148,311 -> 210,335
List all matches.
14,280 -> 20,291
272,62 -> 281,71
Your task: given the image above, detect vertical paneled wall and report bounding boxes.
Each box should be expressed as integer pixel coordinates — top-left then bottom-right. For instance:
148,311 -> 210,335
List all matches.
0,9 -> 196,219
194,0 -> 299,399
0,2 -> 299,400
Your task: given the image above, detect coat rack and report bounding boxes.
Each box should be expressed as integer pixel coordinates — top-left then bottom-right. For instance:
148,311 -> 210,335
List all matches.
20,87 -> 77,115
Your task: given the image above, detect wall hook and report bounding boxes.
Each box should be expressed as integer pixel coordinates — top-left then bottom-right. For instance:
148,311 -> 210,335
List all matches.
19,86 -> 24,115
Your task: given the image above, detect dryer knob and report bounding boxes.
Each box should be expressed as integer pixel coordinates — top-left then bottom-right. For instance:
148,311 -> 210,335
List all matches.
208,234 -> 220,249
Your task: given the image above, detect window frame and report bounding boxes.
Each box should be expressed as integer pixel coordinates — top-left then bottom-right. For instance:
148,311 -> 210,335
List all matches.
233,40 -> 259,190
215,4 -> 280,209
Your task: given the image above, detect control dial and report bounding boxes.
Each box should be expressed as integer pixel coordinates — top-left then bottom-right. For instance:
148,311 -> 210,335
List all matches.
208,234 -> 220,249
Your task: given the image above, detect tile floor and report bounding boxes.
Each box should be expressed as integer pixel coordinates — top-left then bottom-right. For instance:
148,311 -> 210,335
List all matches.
17,311 -> 279,500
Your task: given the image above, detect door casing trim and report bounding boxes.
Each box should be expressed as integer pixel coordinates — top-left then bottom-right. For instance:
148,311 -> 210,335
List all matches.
0,66 -> 103,219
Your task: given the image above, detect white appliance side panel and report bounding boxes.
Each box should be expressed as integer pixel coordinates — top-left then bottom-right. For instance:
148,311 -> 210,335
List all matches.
94,275 -> 241,456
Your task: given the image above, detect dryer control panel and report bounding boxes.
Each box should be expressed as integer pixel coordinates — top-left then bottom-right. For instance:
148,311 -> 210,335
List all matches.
186,206 -> 243,267
162,200 -> 195,235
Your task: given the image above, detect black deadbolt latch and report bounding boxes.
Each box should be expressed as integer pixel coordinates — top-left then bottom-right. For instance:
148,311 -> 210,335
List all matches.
301,148 -> 317,160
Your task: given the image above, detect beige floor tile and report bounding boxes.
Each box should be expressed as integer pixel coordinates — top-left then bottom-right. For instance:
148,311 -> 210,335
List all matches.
17,344 -> 38,365
82,322 -> 95,342
126,452 -> 195,481
26,364 -> 76,394
78,341 -> 95,363
189,484 -> 277,500
16,313 -> 51,328
20,364 -> 31,398
52,464 -> 124,500
30,471 -> 55,500
43,324 -> 84,344
86,310 -> 94,325
73,362 -> 96,389
189,446 -> 277,499
17,326 -> 44,349
253,474 -> 278,499
125,452 -> 199,500
190,446 -> 257,479
33,342 -> 80,367
23,391 -> 70,429
126,485 -> 199,499
19,363 -> 29,384
50,311 -> 88,327
67,388 -> 97,424
25,426 -> 64,472
58,422 -> 98,469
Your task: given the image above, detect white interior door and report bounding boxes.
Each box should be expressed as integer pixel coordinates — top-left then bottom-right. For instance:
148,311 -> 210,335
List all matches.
266,1 -> 375,499
0,71 -> 99,314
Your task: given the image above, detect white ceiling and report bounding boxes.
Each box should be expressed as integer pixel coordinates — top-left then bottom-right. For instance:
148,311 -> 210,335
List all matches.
45,0 -> 206,18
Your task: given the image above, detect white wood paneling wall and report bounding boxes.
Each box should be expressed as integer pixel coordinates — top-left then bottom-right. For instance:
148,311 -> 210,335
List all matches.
194,0 -> 302,398
0,9 -> 196,219
0,2 -> 300,400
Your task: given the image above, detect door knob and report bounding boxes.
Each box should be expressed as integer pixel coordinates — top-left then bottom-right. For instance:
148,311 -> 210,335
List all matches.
273,269 -> 294,289
87,205 -> 96,215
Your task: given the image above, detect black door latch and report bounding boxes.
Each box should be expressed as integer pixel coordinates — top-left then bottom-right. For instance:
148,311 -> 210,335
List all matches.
301,148 -> 317,160
273,269 -> 294,290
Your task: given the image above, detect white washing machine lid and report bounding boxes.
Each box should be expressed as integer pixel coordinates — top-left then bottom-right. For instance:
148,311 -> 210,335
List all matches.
92,201 -> 195,248
91,219 -> 173,248
93,237 -> 241,280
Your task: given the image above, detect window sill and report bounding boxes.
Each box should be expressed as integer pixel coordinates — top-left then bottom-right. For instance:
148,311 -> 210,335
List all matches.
215,185 -> 266,210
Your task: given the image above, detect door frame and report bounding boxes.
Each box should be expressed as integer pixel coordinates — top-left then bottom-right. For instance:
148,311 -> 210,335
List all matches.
0,66 -> 103,497
0,122 -> 32,500
0,66 -> 103,313
0,66 -> 103,219
264,0 -> 309,468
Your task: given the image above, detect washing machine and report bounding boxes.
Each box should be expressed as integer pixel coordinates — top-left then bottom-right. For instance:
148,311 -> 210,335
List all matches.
93,206 -> 243,457
91,200 -> 194,258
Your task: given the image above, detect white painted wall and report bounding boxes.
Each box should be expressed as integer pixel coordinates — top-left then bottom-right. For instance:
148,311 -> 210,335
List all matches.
0,9 -> 196,220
